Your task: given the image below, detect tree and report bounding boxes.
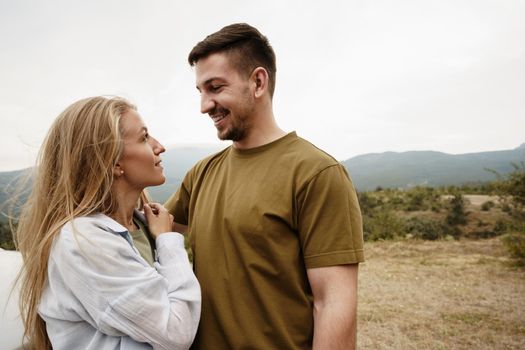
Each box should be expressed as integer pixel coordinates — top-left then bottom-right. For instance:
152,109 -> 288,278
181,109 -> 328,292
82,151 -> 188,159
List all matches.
490,163 -> 525,265
446,194 -> 468,226
489,162 -> 525,218
0,220 -> 15,250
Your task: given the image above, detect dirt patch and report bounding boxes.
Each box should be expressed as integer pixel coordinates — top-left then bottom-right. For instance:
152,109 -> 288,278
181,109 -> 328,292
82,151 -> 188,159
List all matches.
464,195 -> 501,207
358,238 -> 525,349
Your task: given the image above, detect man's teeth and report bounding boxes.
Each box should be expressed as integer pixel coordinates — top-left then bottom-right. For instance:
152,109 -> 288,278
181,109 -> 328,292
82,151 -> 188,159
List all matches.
212,114 -> 227,122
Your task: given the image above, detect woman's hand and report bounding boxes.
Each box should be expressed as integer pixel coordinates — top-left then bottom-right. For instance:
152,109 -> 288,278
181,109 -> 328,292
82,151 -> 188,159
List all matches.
143,203 -> 174,239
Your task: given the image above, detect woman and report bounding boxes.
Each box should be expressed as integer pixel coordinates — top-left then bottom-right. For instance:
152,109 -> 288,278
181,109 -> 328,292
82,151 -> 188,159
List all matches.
15,96 -> 200,349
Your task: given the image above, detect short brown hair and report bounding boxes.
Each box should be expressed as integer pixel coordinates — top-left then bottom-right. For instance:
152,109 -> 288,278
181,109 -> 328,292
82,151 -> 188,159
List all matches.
188,23 -> 277,97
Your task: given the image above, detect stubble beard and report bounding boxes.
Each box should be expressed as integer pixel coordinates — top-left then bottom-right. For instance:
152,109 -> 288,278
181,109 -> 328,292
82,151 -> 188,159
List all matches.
218,88 -> 254,142
219,120 -> 246,141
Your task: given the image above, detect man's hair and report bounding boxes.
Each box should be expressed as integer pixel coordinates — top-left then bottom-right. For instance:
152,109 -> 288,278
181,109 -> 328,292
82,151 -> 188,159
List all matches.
188,23 -> 277,97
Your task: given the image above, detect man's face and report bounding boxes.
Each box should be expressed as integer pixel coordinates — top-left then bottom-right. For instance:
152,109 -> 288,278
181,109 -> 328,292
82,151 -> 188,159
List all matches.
195,52 -> 255,141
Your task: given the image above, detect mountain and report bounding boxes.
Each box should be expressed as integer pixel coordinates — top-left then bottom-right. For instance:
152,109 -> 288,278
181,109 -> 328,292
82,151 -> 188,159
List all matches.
343,147 -> 525,191
1,144 -> 524,211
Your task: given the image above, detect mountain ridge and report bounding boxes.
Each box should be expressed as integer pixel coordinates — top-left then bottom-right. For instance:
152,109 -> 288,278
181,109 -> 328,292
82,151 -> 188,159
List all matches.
1,144 -> 524,207
343,147 -> 525,191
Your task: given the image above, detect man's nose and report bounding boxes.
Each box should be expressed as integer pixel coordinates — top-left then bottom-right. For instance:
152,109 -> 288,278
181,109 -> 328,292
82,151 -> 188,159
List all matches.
200,94 -> 215,114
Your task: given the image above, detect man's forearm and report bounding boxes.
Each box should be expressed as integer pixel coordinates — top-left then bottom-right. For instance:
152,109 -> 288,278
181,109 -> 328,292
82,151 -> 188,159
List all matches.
308,264 -> 359,350
312,300 -> 356,350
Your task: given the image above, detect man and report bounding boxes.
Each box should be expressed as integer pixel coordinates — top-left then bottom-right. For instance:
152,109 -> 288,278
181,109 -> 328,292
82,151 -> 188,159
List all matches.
165,23 -> 364,349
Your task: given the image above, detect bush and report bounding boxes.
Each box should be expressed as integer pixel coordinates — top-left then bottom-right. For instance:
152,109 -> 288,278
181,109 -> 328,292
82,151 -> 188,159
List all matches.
363,211 -> 405,241
446,194 -> 468,226
481,201 -> 495,211
491,163 -> 525,219
494,220 -> 510,234
0,221 -> 15,250
405,217 -> 446,240
358,192 -> 382,216
405,191 -> 426,211
501,232 -> 525,266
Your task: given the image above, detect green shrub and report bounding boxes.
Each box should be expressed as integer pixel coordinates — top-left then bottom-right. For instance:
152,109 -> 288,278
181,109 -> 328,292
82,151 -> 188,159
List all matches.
481,201 -> 495,211
490,163 -> 525,220
501,204 -> 512,213
405,217 -> 447,240
358,192 -> 382,216
405,191 -> 426,211
501,232 -> 525,266
446,194 -> 468,226
494,220 -> 510,234
363,211 -> 405,241
430,203 -> 442,212
0,221 -> 15,250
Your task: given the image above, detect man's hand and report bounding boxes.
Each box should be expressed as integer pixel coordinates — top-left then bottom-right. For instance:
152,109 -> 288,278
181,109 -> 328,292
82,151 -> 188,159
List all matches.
172,222 -> 188,235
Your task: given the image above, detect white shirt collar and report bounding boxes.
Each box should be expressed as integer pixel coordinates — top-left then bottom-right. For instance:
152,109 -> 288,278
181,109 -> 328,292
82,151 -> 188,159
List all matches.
88,213 -> 128,233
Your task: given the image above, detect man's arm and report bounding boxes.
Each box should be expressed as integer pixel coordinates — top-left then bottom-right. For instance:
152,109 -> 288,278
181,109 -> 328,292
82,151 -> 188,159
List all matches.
307,264 -> 359,350
172,222 -> 188,235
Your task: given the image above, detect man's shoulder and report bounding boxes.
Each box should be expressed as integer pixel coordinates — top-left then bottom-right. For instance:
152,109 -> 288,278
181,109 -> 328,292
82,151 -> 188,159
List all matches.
286,135 -> 340,168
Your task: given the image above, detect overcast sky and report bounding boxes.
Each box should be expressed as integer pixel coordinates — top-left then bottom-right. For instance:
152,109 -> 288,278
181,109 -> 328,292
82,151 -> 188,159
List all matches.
1,0 -> 524,171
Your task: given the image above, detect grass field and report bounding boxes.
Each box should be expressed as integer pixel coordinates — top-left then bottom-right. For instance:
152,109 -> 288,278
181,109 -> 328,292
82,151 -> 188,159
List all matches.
358,238 -> 525,349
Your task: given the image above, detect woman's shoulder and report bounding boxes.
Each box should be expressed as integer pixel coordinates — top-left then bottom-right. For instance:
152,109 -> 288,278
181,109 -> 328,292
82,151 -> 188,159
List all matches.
55,214 -> 130,253
62,214 -> 126,234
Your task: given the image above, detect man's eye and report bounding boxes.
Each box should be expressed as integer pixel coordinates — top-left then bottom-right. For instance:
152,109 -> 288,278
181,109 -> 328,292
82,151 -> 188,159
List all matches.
210,85 -> 222,92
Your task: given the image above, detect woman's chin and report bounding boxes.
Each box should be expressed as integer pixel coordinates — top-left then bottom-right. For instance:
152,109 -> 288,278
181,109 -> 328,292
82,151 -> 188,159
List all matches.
151,175 -> 166,187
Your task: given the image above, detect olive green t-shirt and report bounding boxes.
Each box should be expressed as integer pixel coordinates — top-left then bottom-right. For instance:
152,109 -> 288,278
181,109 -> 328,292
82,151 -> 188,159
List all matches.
165,132 -> 364,349
130,215 -> 155,266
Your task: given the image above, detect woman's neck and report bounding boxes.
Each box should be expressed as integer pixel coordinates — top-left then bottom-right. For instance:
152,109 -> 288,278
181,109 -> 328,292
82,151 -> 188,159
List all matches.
111,187 -> 141,231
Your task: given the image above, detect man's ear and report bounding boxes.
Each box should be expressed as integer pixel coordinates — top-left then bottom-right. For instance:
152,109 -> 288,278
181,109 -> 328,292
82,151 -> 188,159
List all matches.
251,67 -> 269,98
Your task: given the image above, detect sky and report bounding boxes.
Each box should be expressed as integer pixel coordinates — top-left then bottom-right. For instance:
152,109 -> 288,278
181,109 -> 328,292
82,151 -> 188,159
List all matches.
1,0 -> 524,171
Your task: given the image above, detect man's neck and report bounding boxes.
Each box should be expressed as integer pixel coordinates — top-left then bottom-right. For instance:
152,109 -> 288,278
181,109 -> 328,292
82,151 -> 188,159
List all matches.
233,127 -> 287,150
233,108 -> 287,149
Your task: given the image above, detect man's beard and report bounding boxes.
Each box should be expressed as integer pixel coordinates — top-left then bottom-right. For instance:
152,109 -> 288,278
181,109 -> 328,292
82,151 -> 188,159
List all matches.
220,125 -> 246,141
217,87 -> 253,141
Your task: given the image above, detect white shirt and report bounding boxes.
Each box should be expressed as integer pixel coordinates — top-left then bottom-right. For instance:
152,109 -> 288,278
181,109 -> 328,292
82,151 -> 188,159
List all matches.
38,214 -> 201,350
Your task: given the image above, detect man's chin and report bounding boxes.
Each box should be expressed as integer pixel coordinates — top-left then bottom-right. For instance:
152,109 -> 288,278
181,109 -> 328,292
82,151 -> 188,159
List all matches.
217,130 -> 232,141
218,128 -> 244,142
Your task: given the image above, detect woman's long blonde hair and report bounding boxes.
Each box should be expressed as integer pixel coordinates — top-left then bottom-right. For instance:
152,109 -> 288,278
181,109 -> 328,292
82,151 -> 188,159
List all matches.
15,96 -> 138,349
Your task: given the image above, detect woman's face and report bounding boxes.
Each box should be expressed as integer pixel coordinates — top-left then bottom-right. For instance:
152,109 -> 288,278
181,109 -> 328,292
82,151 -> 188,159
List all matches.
117,109 -> 166,189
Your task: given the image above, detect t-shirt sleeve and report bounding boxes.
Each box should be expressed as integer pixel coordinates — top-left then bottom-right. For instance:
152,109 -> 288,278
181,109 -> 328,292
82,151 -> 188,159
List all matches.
297,164 -> 365,268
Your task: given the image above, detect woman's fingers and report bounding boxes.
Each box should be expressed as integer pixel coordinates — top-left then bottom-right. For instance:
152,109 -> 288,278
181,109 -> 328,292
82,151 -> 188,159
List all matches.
146,202 -> 163,215
144,203 -> 173,238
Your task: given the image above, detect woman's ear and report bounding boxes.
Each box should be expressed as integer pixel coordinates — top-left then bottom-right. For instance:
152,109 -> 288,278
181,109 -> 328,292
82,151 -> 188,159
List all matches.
251,67 -> 269,98
113,164 -> 124,178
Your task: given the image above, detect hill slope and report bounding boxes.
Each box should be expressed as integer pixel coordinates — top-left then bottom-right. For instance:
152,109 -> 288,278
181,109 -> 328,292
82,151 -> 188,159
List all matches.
343,147 -> 525,191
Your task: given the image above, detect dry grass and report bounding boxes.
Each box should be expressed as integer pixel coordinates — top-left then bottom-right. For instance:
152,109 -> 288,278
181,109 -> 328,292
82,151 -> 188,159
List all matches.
358,238 -> 525,349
